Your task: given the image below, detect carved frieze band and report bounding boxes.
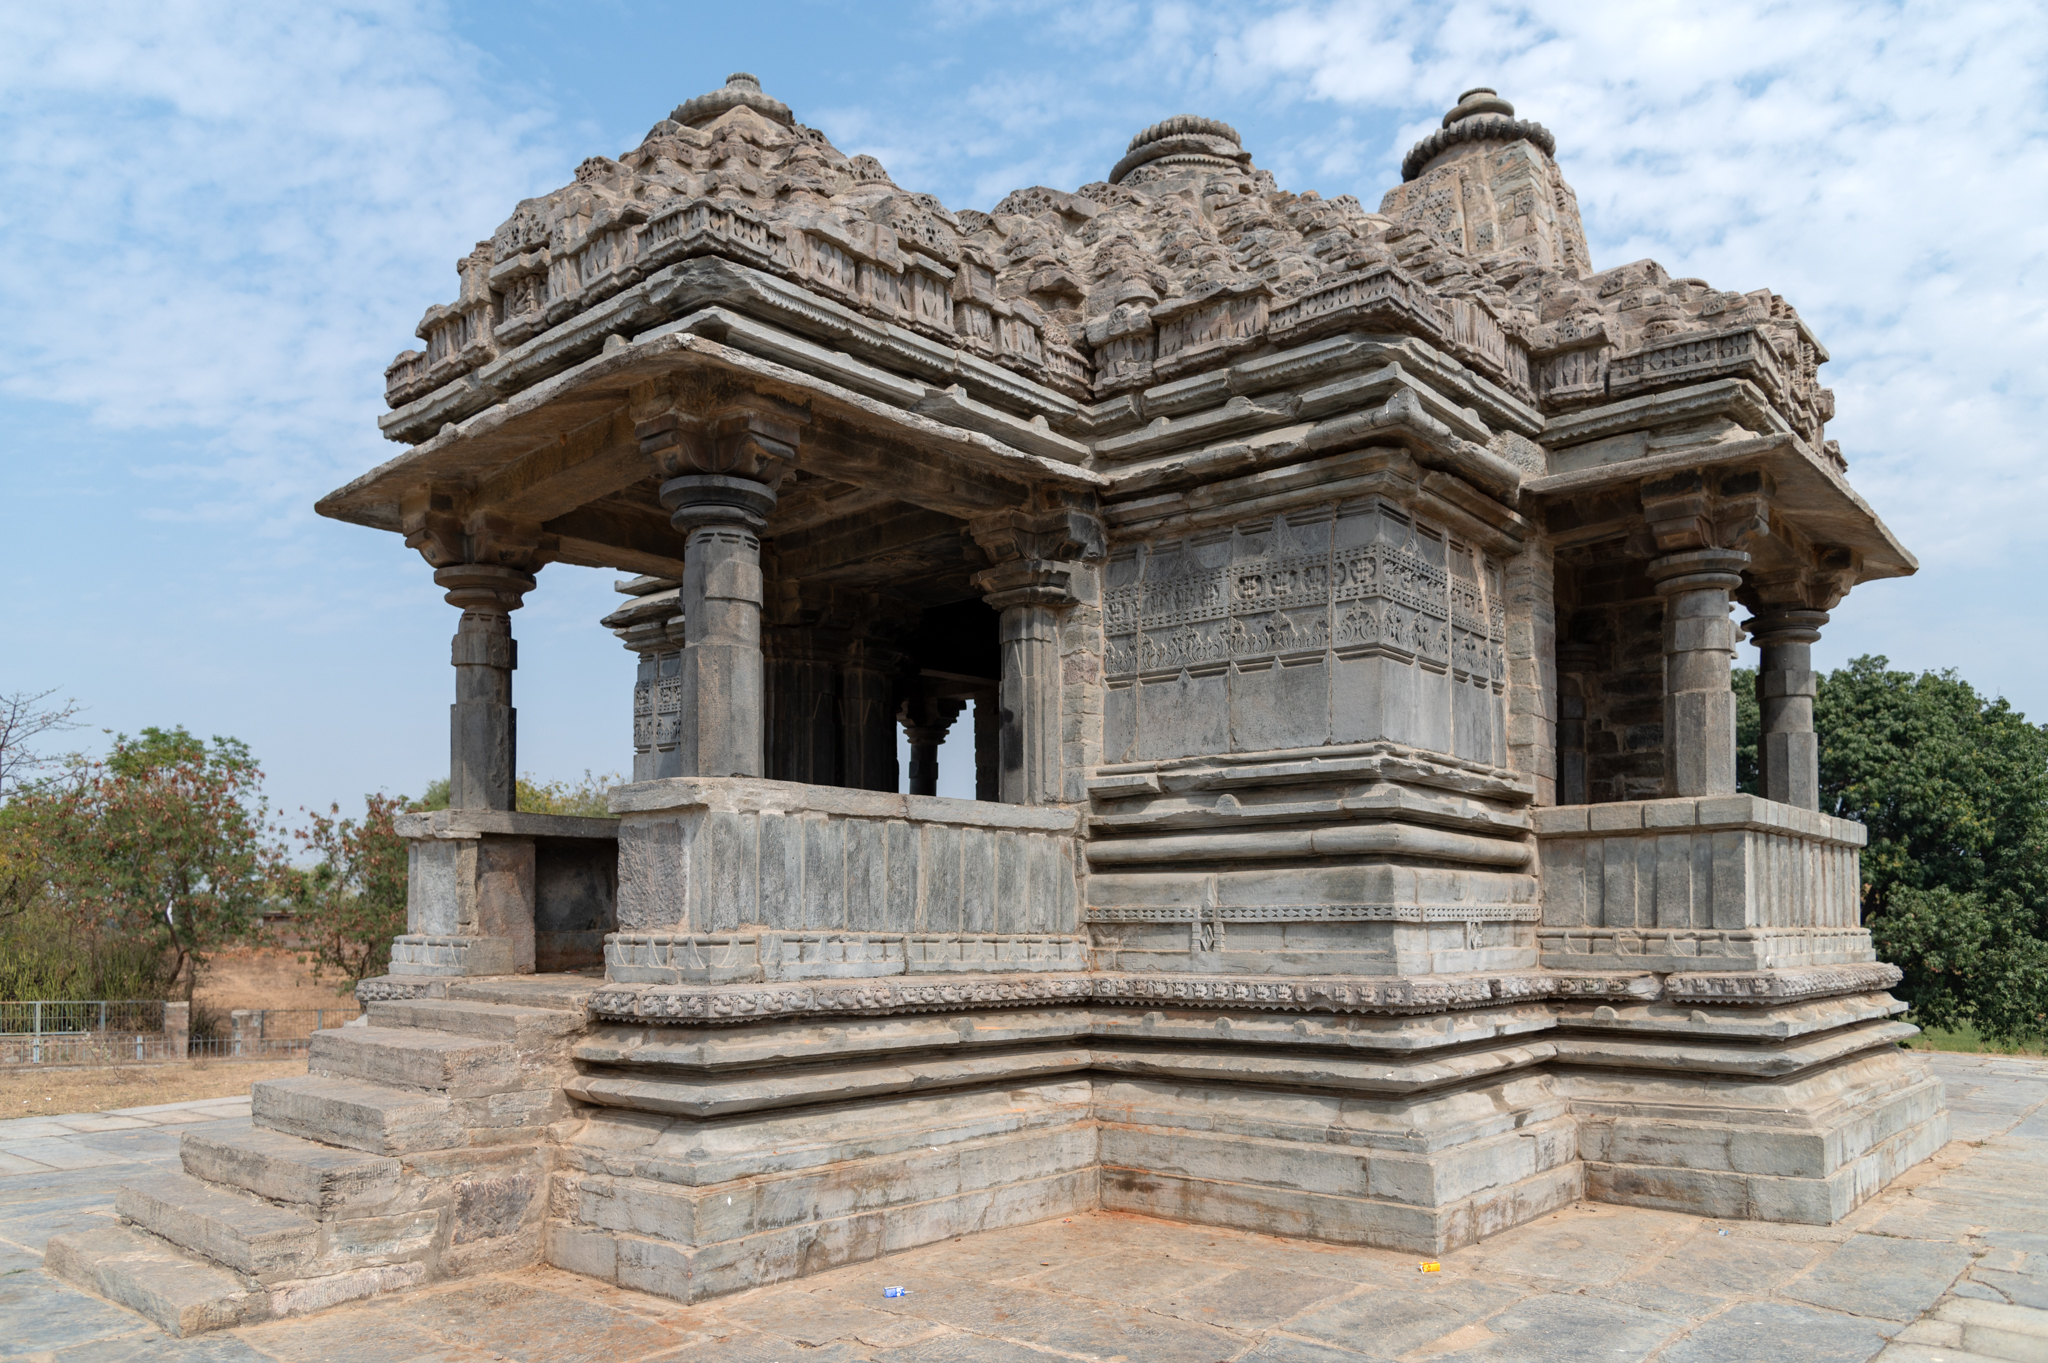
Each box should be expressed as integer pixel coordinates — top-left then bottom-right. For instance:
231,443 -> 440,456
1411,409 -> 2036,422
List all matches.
1103,501 -> 1505,689
588,968 -> 1668,1025
1662,961 -> 1902,1004
1085,903 -> 1539,923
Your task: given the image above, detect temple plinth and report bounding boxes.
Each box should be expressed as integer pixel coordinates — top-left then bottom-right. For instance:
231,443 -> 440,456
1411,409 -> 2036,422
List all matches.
51,73 -> 1944,1333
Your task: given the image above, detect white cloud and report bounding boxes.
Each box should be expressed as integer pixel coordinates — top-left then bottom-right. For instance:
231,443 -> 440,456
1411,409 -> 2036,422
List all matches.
0,0 -> 569,522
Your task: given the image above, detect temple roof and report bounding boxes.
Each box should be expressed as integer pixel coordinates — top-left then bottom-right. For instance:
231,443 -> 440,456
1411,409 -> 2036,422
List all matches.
380,74 -> 1838,468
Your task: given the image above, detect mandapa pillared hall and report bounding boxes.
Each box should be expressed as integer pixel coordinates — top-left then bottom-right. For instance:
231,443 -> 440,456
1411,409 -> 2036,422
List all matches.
49,75 -> 1937,1333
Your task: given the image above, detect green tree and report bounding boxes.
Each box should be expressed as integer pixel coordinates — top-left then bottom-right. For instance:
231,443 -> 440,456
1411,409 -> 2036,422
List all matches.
412,770 -> 618,818
8,728 -> 283,1002
1736,657 -> 2048,1043
289,793 -> 410,991
1816,658 -> 2048,1043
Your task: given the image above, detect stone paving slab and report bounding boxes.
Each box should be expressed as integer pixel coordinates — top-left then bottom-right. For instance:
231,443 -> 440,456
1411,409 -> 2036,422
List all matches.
0,1054 -> 2038,1361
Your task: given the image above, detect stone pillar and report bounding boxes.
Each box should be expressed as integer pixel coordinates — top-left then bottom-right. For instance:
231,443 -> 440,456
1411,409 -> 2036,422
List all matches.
1554,642 -> 1600,807
1648,548 -> 1748,798
764,624 -> 844,786
642,406 -> 799,779
601,578 -> 683,782
841,636 -> 904,793
974,695 -> 1000,802
435,563 -> 536,810
900,696 -> 966,797
1747,609 -> 1827,810
974,561 -> 1080,805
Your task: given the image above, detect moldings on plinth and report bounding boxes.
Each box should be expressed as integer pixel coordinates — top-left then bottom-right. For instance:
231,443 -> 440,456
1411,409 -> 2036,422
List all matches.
588,968 -> 1664,1023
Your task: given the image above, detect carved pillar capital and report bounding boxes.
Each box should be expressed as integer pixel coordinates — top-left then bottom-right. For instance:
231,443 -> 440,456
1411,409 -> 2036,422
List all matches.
642,402 -> 803,534
1743,607 -> 1829,649
433,562 -> 538,615
1639,470 -> 1771,556
968,505 -> 1106,567
972,559 -> 1085,611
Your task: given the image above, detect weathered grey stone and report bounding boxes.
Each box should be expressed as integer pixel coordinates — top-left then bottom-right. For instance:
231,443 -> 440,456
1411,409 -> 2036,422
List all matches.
116,1171 -> 319,1282
179,1127 -> 400,1214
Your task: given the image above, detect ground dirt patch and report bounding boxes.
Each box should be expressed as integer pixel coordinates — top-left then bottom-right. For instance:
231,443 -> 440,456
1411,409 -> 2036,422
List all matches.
194,945 -> 358,1015
0,1058 -> 307,1117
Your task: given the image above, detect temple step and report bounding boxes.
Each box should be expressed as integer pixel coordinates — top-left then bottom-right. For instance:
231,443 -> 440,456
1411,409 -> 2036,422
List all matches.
45,1223 -> 260,1336
308,1024 -> 519,1095
364,997 -> 584,1051
116,1171 -> 320,1282
45,1220 -> 425,1338
253,1074 -> 462,1156
180,1126 -> 402,1215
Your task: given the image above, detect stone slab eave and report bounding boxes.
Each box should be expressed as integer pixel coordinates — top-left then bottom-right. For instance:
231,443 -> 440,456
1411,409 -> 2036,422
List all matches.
1523,432 -> 1916,583
315,324 -> 1109,538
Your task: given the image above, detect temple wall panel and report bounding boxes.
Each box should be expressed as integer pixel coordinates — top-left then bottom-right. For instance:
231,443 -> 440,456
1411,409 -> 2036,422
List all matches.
1101,498 -> 1509,769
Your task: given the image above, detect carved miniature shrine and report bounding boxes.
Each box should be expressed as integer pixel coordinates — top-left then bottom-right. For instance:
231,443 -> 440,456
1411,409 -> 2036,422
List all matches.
50,76 -> 1942,1331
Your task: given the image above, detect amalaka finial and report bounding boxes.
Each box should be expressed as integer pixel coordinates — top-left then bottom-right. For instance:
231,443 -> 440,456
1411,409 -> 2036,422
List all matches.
1401,87 -> 1555,182
671,70 -> 794,130
1109,114 -> 1251,186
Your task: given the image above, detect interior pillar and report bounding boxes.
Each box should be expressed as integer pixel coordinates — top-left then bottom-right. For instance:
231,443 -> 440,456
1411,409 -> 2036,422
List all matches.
974,560 -> 1079,805
1649,548 -> 1748,798
435,563 -> 535,810
601,580 -> 683,782
900,696 -> 966,797
1746,608 -> 1827,810
974,693 -> 1000,802
1554,641 -> 1599,807
642,405 -> 799,780
840,636 -> 903,792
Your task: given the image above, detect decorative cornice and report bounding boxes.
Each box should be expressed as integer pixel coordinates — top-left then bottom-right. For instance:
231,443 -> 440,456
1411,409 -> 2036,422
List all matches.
588,969 -> 1664,1025
1662,962 -> 1903,1004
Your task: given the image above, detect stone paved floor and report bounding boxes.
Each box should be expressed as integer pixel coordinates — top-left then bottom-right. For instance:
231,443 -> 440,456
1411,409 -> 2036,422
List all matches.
0,1053 -> 2042,1362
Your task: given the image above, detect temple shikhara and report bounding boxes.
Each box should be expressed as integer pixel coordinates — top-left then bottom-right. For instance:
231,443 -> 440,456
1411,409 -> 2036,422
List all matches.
51,76 -> 1941,1330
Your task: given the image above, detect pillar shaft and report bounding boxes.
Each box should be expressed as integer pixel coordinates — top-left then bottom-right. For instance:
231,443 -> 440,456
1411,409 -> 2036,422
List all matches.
674,515 -> 768,778
1747,608 -> 1827,810
436,564 -> 535,811
765,628 -> 843,786
840,640 -> 902,793
974,693 -> 999,802
1649,548 -> 1748,798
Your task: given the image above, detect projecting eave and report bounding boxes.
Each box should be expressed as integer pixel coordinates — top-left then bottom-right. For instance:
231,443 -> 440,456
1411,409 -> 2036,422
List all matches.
1525,429 -> 1916,585
318,317 -> 1107,545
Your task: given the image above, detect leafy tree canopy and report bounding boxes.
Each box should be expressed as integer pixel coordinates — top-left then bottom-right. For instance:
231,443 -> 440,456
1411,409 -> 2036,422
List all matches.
1737,656 -> 2048,1044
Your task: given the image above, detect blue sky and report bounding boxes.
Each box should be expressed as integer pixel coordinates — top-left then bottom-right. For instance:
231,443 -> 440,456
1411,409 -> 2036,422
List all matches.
3,0 -> 2044,820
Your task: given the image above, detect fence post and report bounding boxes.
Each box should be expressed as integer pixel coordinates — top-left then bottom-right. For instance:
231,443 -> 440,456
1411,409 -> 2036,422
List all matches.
32,1002 -> 40,1065
163,1002 -> 189,1060
230,1009 -> 249,1059
252,1010 -> 266,1056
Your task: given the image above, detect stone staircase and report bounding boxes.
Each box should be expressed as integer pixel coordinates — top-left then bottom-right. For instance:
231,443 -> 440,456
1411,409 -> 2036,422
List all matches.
46,977 -> 593,1337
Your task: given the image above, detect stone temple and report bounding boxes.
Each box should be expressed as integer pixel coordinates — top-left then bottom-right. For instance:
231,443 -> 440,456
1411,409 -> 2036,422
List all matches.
51,76 -> 1944,1332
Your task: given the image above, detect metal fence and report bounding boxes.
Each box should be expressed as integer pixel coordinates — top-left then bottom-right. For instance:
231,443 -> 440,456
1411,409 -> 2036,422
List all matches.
0,1000 -> 362,1066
